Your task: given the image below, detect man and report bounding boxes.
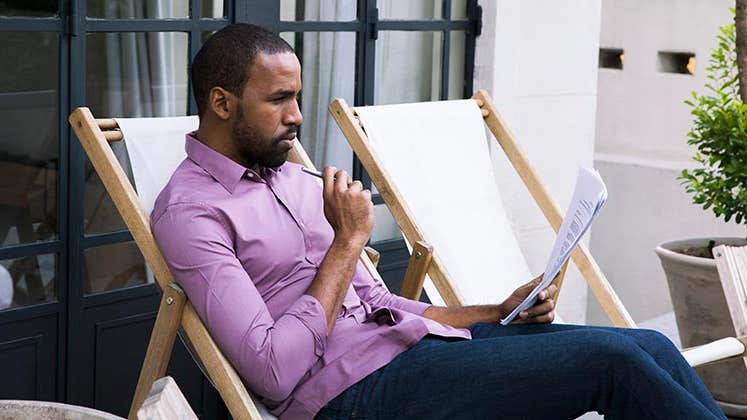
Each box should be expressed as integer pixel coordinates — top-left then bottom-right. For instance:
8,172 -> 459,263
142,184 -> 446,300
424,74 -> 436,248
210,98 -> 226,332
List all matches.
152,24 -> 725,419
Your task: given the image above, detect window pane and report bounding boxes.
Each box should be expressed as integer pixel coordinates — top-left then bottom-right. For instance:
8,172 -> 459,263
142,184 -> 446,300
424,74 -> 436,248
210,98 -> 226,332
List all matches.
201,0 -> 224,17
280,0 -> 356,21
448,31 -> 466,99
282,31 -> 356,174
451,0 -> 467,19
372,30 -> 442,241
379,0 -> 441,20
0,253 -> 56,311
0,32 -> 59,247
84,242 -> 148,294
85,32 -> 188,234
375,31 -> 442,104
371,205 -> 402,243
87,0 -> 188,18
0,0 -> 57,17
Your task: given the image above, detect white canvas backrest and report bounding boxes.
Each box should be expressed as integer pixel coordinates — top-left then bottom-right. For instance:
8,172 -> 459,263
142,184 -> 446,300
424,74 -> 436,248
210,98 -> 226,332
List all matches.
116,116 -> 198,216
354,100 -> 533,306
115,116 -> 277,420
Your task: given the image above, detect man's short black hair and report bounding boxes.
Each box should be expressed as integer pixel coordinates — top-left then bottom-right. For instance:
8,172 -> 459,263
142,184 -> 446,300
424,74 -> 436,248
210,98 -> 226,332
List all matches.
191,24 -> 294,117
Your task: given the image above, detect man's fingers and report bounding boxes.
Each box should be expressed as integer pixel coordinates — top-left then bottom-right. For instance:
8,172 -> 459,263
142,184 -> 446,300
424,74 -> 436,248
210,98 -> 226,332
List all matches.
531,311 -> 555,324
521,299 -> 555,319
543,284 -> 558,300
349,180 -> 363,192
334,170 -> 349,191
322,166 -> 336,198
515,309 -> 555,324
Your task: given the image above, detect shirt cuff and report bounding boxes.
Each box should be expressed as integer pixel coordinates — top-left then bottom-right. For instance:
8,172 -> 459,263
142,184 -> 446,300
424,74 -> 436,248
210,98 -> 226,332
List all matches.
391,295 -> 431,315
285,294 -> 329,357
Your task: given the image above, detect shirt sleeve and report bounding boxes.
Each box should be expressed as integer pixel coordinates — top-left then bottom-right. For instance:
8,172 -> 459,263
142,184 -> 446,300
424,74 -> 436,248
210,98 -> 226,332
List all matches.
152,203 -> 327,402
350,260 -> 431,315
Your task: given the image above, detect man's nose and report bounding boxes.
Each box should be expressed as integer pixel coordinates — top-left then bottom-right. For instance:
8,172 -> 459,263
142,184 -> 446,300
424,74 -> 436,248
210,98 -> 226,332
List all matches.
284,99 -> 303,127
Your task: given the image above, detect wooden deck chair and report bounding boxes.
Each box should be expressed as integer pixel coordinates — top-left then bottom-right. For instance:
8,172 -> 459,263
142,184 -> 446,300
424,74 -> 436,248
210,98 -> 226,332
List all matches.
328,90 -> 747,368
68,108 -> 389,420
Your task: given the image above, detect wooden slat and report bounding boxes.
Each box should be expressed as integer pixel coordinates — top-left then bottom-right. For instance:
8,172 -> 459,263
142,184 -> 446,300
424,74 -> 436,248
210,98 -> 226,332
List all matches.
399,241 -> 433,301
129,284 -> 187,420
96,118 -> 118,130
103,130 -> 124,142
328,99 -> 465,306
69,107 -> 262,420
551,260 -> 570,304
473,90 -> 635,328
364,246 -> 381,269
715,246 -> 747,347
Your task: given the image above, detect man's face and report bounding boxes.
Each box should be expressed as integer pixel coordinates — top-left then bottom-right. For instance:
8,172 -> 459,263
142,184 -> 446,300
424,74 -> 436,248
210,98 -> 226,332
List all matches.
232,51 -> 303,168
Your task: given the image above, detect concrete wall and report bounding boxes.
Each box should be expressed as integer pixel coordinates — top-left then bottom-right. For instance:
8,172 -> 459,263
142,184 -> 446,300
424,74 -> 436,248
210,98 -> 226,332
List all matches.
589,0 -> 743,325
475,0 -> 603,324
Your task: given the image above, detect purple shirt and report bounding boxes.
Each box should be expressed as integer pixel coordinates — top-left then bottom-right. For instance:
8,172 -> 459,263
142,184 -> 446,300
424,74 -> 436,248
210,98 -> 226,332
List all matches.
151,133 -> 471,419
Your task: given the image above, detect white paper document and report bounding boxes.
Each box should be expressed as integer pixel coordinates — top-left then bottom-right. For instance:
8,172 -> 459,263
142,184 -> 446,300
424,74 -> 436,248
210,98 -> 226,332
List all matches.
500,167 -> 608,325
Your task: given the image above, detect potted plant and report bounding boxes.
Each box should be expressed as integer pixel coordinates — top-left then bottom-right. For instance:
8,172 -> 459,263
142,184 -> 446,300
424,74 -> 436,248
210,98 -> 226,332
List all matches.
655,11 -> 747,417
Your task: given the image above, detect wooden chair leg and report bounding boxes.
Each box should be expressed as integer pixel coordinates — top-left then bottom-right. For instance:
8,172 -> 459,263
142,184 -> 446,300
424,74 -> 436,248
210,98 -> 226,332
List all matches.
364,246 -> 381,269
551,260 -> 570,304
128,283 -> 187,420
399,241 -> 434,301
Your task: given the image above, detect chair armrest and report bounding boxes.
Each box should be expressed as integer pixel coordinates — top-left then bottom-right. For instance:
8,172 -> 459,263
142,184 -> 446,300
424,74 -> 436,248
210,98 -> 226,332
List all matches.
399,241 -> 433,301
681,336 -> 747,367
364,246 -> 380,268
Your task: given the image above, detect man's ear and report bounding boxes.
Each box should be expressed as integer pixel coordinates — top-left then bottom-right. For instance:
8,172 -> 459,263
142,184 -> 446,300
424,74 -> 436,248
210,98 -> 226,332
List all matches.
208,87 -> 233,121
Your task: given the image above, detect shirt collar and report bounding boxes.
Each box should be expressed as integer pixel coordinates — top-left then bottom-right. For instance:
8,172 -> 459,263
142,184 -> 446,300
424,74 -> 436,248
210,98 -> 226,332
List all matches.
185,132 -> 248,193
184,132 -> 284,192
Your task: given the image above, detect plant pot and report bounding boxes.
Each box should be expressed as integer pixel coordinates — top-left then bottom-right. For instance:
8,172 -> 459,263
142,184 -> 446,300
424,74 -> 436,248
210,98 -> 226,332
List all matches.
656,237 -> 747,418
0,400 -> 123,419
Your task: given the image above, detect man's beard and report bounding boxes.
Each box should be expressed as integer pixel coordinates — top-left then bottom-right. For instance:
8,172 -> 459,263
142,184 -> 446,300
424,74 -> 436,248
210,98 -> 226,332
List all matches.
232,104 -> 297,168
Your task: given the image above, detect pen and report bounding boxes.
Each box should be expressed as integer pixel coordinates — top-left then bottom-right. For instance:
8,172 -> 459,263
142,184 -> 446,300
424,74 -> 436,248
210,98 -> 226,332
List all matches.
301,166 -> 357,186
301,166 -> 324,179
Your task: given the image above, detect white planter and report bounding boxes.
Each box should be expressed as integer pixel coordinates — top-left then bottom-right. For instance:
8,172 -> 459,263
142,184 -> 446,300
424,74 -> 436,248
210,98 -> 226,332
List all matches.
0,400 -> 123,420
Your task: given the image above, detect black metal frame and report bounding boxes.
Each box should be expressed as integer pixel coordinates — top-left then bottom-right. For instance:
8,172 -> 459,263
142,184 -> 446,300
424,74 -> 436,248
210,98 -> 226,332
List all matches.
0,0 -> 479,407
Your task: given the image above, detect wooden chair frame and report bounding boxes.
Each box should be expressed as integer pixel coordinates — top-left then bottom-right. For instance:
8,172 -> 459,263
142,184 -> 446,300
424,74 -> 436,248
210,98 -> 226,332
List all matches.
68,108 -> 429,420
329,90 -> 635,327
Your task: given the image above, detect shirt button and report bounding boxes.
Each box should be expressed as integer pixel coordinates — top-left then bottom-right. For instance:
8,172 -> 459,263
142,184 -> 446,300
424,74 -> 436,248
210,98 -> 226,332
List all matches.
247,172 -> 254,178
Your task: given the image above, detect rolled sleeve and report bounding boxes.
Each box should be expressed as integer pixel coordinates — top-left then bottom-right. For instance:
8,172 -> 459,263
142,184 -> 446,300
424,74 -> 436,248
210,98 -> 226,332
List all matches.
283,294 -> 328,357
351,261 -> 432,315
387,295 -> 431,315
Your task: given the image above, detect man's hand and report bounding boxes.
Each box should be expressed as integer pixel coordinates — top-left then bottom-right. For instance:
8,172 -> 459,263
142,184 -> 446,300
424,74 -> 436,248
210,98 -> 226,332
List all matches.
500,274 -> 557,324
322,166 -> 374,248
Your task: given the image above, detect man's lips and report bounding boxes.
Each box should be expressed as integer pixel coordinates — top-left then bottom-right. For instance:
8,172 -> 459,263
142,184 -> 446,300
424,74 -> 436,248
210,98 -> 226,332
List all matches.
278,134 -> 296,150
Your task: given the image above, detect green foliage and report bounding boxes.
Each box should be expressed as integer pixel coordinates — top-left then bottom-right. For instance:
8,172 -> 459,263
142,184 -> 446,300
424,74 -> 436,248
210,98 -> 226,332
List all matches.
680,16 -> 747,228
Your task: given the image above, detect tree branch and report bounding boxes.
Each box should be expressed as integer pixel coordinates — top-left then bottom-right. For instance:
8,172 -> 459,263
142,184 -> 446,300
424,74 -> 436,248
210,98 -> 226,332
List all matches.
736,0 -> 747,102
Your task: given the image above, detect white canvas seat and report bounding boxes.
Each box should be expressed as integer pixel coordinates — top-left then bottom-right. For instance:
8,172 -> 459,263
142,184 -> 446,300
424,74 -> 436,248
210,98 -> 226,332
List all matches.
354,100 -> 531,307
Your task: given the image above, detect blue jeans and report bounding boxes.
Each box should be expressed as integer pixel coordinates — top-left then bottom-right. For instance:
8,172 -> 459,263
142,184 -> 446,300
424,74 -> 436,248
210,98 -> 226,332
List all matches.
315,323 -> 725,419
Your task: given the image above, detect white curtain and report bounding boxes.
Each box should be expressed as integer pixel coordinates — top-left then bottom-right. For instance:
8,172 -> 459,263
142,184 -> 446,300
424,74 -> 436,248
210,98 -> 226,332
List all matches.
103,0 -> 183,117
298,0 -> 357,174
